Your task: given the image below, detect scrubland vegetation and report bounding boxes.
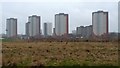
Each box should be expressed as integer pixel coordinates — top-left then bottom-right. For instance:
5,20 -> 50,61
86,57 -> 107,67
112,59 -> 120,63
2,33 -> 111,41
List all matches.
2,39 -> 118,67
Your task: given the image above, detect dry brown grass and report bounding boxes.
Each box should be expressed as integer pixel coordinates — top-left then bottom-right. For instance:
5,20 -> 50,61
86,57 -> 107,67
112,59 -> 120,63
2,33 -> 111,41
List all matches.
2,41 -> 118,66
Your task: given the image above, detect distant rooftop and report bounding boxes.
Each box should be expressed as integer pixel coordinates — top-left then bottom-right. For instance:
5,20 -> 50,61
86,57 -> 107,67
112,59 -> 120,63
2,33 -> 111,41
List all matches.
29,15 -> 40,17
55,13 -> 68,15
7,18 -> 17,20
92,10 -> 108,14
59,13 -> 65,14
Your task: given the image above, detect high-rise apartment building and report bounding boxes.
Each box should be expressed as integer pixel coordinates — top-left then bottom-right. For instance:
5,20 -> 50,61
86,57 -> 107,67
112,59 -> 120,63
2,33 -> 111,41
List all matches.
6,18 -> 17,38
26,22 -> 30,36
55,13 -> 69,36
43,22 -> 52,36
92,11 -> 108,36
52,28 -> 56,36
26,15 -> 41,37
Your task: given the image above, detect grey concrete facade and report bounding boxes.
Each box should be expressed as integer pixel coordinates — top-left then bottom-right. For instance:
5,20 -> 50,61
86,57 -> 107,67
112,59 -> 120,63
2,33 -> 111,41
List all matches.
55,13 -> 69,36
6,18 -> 17,38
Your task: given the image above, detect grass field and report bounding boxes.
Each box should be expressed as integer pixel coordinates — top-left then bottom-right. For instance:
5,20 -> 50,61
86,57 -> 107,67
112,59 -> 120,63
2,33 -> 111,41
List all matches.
2,41 -> 118,66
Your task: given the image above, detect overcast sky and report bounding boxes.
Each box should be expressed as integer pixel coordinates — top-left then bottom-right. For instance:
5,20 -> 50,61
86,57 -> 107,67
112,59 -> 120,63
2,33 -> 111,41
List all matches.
0,0 -> 119,34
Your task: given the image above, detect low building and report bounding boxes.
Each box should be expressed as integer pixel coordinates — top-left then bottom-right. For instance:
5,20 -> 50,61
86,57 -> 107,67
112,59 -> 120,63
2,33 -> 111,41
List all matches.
76,25 -> 92,39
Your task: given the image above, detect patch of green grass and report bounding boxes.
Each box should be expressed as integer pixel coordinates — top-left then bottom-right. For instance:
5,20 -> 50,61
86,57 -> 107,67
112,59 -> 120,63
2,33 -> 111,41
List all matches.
2,38 -> 14,42
59,59 -> 80,66
46,59 -> 59,66
82,61 -> 91,66
17,57 -> 32,66
99,63 -> 114,66
46,58 -> 80,66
